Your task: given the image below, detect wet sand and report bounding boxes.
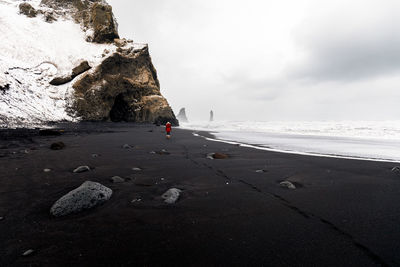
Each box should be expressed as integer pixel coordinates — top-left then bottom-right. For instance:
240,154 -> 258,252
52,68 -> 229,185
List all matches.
0,123 -> 399,266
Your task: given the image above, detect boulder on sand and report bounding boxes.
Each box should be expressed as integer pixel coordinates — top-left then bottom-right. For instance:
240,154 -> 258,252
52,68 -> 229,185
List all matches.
162,188 -> 182,204
279,181 -> 296,189
207,152 -> 229,159
392,166 -> 400,175
73,165 -> 90,173
50,181 -> 112,217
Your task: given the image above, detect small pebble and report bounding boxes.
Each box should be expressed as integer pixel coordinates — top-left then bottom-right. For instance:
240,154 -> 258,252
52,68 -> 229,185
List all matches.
131,198 -> 142,203
150,151 -> 156,154
91,154 -> 99,158
110,176 -> 125,183
280,181 -> 296,189
0,216 -> 4,221
73,166 -> 90,173
392,166 -> 400,174
132,167 -> 141,171
255,169 -> 267,173
122,144 -> 132,149
43,168 -> 51,173
22,249 -> 34,256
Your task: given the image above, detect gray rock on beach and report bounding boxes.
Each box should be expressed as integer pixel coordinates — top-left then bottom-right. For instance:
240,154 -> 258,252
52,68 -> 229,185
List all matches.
280,181 -> 296,189
22,249 -> 35,256
122,144 -> 132,149
392,166 -> 400,175
50,181 -> 112,217
73,166 -> 90,173
110,176 -> 125,183
162,188 -> 182,204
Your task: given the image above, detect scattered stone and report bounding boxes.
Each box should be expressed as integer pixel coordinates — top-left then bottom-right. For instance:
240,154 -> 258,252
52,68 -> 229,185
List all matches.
149,151 -> 156,154
43,168 -> 51,173
207,152 -> 228,159
132,167 -> 142,171
50,181 -> 112,217
110,176 -> 125,183
122,144 -> 132,149
279,181 -> 296,190
0,216 -> 4,221
392,166 -> 400,175
50,142 -> 65,150
213,153 -> 228,159
91,154 -> 99,158
206,153 -> 214,159
19,3 -> 37,17
156,149 -> 170,155
39,129 -> 61,136
162,188 -> 182,204
73,166 -> 90,173
22,249 -> 34,256
131,198 -> 142,203
255,169 -> 267,173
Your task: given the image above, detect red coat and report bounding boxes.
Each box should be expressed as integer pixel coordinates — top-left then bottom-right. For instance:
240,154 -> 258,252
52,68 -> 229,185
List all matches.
166,123 -> 171,133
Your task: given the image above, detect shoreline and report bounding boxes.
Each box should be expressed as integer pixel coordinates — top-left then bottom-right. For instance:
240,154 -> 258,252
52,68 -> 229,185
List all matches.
1,123 -> 400,266
192,130 -> 400,164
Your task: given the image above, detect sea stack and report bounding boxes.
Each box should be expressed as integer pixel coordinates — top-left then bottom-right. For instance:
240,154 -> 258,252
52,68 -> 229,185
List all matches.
209,110 -> 214,122
177,108 -> 188,123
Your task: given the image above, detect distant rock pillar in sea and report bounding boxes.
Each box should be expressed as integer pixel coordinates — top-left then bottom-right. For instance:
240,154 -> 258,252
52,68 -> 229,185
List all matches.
210,110 -> 214,122
177,107 -> 188,123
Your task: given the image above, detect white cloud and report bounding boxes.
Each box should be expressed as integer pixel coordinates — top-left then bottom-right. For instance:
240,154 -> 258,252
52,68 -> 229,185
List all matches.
108,0 -> 400,121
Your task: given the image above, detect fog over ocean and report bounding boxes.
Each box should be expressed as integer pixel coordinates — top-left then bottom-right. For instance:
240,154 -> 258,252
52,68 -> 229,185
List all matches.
181,121 -> 400,162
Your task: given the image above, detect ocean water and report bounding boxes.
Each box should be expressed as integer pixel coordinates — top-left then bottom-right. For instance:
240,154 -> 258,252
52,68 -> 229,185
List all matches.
180,121 -> 400,162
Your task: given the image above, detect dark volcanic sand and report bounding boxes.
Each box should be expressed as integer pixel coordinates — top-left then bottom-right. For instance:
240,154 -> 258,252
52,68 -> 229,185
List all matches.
0,123 -> 399,266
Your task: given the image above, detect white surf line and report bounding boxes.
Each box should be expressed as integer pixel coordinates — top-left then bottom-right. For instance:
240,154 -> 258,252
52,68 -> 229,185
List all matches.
192,132 -> 400,164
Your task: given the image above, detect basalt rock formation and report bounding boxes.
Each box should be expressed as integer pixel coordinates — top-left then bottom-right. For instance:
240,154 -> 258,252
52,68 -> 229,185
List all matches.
0,0 -> 177,127
41,0 -> 119,43
71,44 -> 178,125
177,107 -> 188,123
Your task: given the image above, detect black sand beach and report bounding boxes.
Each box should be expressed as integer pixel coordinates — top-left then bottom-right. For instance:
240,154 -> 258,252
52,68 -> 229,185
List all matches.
0,123 -> 399,266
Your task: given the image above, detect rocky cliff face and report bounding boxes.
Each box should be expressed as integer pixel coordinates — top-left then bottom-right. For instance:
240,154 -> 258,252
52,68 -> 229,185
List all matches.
0,0 -> 177,127
72,44 -> 177,125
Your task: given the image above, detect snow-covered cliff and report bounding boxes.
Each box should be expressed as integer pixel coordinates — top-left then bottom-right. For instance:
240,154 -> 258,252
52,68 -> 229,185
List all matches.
0,0 -> 177,127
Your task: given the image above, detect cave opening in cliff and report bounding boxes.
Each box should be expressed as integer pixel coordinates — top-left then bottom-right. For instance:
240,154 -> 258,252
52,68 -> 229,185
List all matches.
109,94 -> 131,122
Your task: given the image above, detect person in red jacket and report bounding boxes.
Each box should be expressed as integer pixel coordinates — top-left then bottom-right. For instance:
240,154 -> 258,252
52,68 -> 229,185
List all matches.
165,122 -> 172,139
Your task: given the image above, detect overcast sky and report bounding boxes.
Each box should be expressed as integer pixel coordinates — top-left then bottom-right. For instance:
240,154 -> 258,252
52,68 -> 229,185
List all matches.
108,0 -> 400,121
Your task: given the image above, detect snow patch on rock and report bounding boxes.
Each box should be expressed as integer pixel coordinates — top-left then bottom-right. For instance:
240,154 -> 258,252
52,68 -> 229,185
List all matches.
0,0 -> 116,127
